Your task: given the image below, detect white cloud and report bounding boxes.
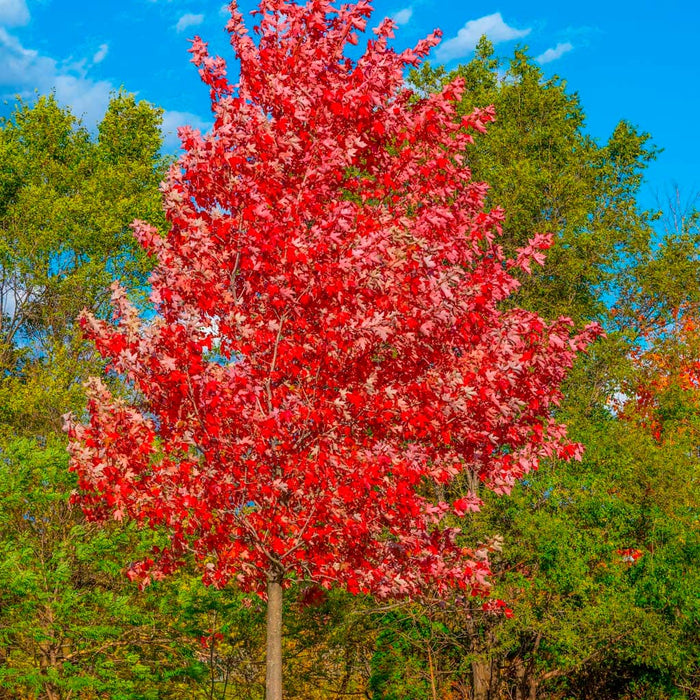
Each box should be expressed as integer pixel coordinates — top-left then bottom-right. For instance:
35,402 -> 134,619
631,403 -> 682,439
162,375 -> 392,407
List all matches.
219,3 -> 230,17
0,25 -> 211,154
175,13 -> 204,33
435,12 -> 531,62
161,109 -> 211,151
536,41 -> 573,64
52,74 -> 114,124
393,8 -> 413,26
0,27 -> 113,124
0,0 -> 29,27
92,42 -> 109,65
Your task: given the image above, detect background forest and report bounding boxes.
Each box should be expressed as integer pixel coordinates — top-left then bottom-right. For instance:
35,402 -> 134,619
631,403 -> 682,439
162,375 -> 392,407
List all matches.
0,37 -> 698,700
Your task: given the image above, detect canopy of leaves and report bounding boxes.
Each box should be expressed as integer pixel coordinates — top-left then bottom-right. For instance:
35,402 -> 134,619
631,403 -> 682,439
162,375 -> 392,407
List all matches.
0,92 -> 167,439
67,0 -> 597,604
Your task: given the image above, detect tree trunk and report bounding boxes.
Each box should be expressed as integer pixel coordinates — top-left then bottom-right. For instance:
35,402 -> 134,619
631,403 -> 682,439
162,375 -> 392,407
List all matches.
514,658 -> 538,700
472,660 -> 491,700
265,575 -> 284,700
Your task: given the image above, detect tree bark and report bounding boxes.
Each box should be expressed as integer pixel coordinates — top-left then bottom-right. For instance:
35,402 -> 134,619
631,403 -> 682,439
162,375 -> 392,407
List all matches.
265,575 -> 284,700
514,657 -> 538,700
472,660 -> 491,700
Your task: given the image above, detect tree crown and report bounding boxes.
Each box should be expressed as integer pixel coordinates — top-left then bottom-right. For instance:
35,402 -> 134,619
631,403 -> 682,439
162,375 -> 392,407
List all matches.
67,0 -> 599,598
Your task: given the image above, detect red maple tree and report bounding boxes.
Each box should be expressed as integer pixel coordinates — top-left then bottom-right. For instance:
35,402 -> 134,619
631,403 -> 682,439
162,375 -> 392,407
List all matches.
66,1 -> 600,695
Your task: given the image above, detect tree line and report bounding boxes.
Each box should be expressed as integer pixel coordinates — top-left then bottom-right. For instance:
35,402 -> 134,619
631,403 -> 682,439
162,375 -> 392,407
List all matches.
0,19 -> 698,700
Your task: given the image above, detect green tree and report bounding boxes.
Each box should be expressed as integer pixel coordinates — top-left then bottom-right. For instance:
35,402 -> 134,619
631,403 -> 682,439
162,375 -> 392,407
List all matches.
364,44 -> 700,700
410,38 -> 658,325
0,438 -> 214,699
0,92 -> 165,437
0,93 -> 215,699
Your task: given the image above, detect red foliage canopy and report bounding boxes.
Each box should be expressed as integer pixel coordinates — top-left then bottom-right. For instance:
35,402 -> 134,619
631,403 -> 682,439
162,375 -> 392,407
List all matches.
66,0 -> 599,599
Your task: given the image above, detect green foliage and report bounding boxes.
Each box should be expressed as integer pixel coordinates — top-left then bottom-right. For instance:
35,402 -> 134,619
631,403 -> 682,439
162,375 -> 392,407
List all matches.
368,611 -> 438,700
0,39 -> 698,700
0,437 -> 210,699
487,409 -> 699,698
411,39 -> 658,326
0,92 -> 167,440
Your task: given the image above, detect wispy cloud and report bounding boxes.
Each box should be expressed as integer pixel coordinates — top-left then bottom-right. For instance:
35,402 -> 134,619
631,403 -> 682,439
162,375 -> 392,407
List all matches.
175,13 -> 204,33
92,43 -> 109,65
0,0 -> 30,27
536,41 -> 574,64
0,27 -> 113,124
0,26 -> 209,153
393,8 -> 413,26
435,12 -> 531,62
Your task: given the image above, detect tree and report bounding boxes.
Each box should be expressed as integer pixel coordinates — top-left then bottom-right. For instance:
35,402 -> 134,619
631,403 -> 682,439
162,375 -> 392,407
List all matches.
66,2 -> 599,698
410,39 -> 658,326
0,93 -> 212,699
0,91 -> 166,440
366,45 -> 700,700
0,439 -> 218,700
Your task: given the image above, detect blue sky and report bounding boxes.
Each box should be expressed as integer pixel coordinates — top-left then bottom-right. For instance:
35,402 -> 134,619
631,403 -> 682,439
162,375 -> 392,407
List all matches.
1,0 -> 697,211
